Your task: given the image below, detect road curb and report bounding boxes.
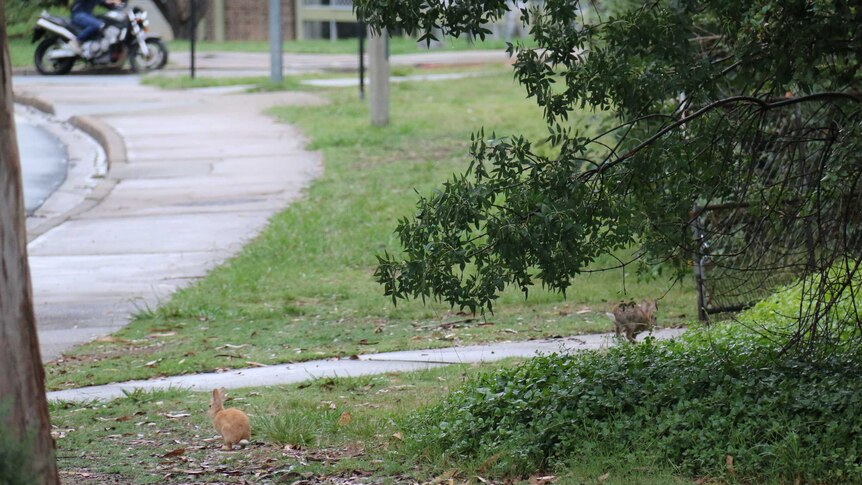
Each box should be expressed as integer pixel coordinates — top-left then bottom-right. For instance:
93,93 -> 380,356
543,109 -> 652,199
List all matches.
13,92 -> 55,115
15,95 -> 127,241
68,115 -> 128,167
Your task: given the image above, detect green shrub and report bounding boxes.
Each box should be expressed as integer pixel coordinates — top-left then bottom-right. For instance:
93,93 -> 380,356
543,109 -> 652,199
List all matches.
5,0 -> 68,38
0,405 -> 37,485
405,331 -> 862,483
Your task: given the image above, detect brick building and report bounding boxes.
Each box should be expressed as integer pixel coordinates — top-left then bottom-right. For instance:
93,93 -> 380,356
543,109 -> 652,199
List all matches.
202,0 -> 296,41
203,0 -> 359,42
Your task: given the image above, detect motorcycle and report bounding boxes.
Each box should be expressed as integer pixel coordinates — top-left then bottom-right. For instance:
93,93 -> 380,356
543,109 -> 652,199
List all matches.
32,3 -> 168,75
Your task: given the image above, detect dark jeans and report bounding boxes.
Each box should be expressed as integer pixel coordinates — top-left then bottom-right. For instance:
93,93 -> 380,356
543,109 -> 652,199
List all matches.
71,11 -> 103,41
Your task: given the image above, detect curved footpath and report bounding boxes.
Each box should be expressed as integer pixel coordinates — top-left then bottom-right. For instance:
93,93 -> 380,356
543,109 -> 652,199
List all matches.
48,328 -> 686,402
13,75 -> 326,361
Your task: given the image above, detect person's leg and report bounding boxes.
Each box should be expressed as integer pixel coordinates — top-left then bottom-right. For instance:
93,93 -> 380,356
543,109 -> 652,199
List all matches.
71,12 -> 104,42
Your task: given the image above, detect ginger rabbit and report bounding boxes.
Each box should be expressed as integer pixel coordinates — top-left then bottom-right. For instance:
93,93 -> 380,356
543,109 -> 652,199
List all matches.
208,387 -> 251,451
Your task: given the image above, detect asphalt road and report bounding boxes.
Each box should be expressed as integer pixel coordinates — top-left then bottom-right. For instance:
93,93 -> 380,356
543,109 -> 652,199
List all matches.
16,113 -> 68,216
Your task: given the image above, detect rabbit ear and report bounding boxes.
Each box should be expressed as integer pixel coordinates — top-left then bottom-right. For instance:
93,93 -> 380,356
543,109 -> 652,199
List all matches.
211,388 -> 220,402
219,387 -> 227,399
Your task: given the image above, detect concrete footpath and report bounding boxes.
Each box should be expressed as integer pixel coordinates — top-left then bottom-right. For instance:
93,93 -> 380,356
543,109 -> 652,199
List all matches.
14,75 -> 326,361
47,328 -> 685,402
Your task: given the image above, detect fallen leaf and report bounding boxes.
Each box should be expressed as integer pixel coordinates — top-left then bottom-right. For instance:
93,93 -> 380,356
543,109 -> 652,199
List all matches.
245,361 -> 267,367
529,475 -> 556,485
726,455 -> 735,475
215,353 -> 245,359
95,336 -> 132,344
218,343 -> 247,350
374,326 -> 384,334
349,354 -> 360,360
597,472 -> 610,482
162,448 -> 186,458
148,332 -> 176,338
430,469 -> 459,484
337,412 -> 353,426
164,413 -> 191,419
114,415 -> 133,422
391,432 -> 403,441
144,359 -> 162,368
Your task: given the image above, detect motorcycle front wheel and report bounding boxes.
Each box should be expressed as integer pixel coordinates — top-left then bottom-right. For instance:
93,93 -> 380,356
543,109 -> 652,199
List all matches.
130,38 -> 168,73
34,38 -> 76,75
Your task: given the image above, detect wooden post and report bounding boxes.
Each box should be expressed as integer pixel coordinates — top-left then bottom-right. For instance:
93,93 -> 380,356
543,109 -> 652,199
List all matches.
368,27 -> 389,127
269,0 -> 283,83
0,4 -> 60,484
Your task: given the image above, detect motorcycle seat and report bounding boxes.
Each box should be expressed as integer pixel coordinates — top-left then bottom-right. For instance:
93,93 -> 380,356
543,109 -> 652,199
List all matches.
41,13 -> 82,35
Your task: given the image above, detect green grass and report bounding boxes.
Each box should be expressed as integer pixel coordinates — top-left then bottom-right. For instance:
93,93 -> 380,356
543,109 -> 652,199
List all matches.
50,362 -> 687,484
168,35 -> 533,56
8,38 -> 35,68
45,70 -> 697,391
139,74 -> 306,91
139,64 -> 503,91
49,364 -> 489,484
406,316 -> 862,484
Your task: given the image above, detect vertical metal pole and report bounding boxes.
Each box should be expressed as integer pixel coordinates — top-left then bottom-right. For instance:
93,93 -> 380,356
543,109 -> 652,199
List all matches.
269,0 -> 283,83
189,0 -> 196,79
358,21 -> 365,100
213,0 -> 226,43
692,218 -> 709,322
369,27 -> 389,126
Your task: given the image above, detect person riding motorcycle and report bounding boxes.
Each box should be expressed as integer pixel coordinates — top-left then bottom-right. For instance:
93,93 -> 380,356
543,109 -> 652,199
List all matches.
69,0 -> 123,55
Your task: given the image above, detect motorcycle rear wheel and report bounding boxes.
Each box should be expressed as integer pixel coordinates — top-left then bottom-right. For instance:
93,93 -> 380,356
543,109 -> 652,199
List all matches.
34,38 -> 76,75
130,38 -> 168,73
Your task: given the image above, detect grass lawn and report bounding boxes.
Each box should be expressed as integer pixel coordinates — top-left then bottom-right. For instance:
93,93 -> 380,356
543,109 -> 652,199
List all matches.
138,64 -> 502,91
139,74 -> 308,91
51,363 -> 685,484
167,35 -> 533,56
45,69 -> 697,391
8,37 -> 35,68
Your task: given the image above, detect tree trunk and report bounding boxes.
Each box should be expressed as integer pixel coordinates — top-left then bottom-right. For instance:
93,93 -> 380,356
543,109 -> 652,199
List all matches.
0,3 -> 60,484
153,0 -> 210,39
